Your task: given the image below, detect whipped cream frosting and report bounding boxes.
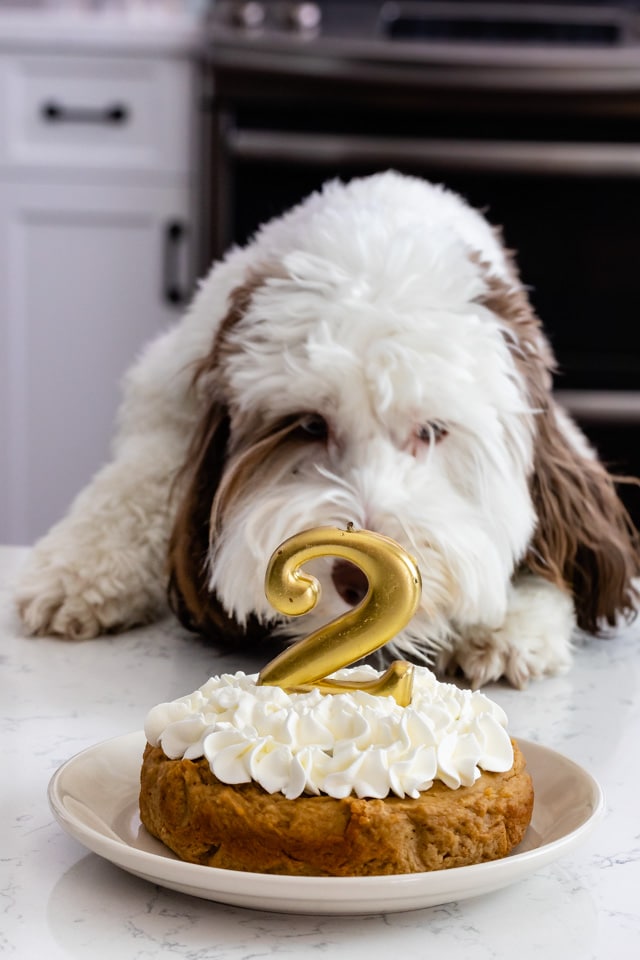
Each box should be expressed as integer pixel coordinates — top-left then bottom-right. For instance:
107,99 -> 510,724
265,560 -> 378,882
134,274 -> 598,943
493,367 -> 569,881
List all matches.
144,666 -> 513,801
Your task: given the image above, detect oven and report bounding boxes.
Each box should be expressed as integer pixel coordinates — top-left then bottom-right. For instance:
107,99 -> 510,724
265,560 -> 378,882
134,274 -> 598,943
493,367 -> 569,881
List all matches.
202,0 -> 640,521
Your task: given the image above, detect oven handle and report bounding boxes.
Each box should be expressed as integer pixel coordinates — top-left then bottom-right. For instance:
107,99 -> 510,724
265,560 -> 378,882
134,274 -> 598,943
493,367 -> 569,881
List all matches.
555,391 -> 640,424
227,129 -> 640,177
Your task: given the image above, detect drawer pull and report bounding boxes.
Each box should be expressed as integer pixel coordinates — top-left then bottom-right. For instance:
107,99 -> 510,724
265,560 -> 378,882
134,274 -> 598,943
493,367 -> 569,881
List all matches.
163,221 -> 188,307
40,101 -> 130,125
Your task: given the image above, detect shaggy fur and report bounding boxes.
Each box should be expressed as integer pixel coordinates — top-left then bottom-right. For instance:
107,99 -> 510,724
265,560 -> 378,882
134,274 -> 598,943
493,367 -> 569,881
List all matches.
15,172 -> 640,687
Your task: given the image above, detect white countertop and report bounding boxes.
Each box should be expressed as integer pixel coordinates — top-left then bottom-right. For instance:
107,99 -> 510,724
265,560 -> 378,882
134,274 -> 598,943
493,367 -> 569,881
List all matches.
0,5 -> 204,56
2,544 -> 639,958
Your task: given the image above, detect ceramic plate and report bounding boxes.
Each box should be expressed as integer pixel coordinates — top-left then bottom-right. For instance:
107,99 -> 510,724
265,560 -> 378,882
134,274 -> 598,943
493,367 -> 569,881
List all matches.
48,732 -> 604,915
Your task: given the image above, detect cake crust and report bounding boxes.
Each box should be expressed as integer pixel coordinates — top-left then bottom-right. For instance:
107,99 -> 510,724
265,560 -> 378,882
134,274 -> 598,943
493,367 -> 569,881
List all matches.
139,739 -> 534,876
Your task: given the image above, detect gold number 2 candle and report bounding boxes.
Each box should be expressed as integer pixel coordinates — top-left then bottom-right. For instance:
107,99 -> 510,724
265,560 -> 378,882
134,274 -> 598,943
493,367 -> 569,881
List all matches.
257,526 -> 422,706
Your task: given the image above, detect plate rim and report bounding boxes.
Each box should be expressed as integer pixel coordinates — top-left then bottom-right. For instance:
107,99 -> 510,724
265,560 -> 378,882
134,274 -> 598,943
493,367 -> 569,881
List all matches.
47,730 -> 605,910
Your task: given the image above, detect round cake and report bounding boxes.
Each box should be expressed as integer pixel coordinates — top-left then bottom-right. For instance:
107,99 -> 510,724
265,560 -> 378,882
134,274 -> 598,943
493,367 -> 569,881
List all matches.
139,666 -> 534,876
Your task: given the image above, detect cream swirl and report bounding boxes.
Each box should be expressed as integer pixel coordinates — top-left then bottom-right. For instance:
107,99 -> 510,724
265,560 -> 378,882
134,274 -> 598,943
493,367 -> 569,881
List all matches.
144,666 -> 513,800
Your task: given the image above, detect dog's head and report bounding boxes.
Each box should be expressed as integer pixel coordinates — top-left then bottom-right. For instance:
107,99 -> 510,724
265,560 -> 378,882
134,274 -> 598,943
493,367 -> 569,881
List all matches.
168,172 -> 639,660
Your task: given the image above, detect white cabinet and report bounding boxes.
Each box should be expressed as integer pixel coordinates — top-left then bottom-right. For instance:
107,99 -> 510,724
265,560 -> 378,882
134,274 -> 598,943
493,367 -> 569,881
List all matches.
0,48 -> 197,544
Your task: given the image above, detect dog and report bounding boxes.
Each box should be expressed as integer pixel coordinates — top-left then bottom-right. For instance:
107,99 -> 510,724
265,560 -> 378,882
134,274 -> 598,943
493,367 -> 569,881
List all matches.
15,171 -> 640,687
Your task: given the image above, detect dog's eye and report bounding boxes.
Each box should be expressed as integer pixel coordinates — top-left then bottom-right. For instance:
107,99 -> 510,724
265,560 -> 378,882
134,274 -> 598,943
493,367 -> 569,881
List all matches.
297,413 -> 329,440
416,421 -> 448,445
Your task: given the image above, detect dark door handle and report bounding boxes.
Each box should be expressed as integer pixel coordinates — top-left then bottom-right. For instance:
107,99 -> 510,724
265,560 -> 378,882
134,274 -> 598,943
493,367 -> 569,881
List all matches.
163,221 -> 188,307
40,101 -> 130,125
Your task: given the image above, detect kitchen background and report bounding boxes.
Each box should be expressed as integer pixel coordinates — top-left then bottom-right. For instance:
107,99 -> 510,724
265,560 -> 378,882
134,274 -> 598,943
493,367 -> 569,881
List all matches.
1,0 -> 640,545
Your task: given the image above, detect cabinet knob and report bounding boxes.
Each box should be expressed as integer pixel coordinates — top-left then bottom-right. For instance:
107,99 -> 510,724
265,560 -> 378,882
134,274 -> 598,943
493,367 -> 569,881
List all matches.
230,2 -> 265,29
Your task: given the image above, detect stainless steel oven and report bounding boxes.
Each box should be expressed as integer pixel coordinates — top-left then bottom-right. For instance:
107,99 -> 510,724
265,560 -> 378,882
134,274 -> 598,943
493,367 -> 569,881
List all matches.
202,0 -> 640,519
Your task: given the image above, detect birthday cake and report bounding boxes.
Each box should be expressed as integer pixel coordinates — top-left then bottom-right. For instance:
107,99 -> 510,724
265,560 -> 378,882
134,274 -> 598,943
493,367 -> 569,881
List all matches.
139,665 -> 534,876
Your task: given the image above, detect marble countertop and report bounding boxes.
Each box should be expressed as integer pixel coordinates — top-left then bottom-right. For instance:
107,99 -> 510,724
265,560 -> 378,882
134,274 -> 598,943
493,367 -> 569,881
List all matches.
2,544 -> 639,958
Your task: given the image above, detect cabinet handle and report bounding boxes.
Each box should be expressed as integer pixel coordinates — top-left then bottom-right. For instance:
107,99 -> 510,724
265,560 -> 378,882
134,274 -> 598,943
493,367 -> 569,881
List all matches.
163,221 -> 188,307
40,101 -> 130,125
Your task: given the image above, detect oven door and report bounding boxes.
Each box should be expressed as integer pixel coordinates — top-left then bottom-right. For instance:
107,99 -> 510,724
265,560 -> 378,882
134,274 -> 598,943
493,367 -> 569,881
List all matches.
205,70 -> 640,519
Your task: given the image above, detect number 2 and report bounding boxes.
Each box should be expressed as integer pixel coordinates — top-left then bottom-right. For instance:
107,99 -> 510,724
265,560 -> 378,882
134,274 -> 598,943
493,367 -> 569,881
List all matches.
257,526 -> 422,706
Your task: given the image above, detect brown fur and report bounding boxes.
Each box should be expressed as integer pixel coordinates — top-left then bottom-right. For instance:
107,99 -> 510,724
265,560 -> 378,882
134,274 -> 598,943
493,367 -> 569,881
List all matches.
167,271 -> 269,639
480,271 -> 640,634
167,403 -> 237,636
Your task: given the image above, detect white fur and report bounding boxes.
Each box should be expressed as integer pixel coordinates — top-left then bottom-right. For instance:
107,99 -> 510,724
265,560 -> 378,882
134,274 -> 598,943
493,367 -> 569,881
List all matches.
16,172 -> 576,686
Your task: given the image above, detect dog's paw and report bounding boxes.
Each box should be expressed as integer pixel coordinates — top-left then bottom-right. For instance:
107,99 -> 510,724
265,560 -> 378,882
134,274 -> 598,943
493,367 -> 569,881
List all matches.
15,550 -> 126,640
15,546 -> 166,641
439,576 -> 576,688
16,562 -> 103,640
439,630 -> 568,689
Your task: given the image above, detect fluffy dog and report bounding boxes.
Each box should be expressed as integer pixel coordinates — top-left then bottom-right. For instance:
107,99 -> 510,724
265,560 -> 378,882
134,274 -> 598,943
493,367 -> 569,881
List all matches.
15,172 -> 639,687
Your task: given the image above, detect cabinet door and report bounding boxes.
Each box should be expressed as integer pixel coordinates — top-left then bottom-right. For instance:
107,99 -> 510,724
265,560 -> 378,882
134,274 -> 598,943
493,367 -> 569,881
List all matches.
0,181 -> 192,544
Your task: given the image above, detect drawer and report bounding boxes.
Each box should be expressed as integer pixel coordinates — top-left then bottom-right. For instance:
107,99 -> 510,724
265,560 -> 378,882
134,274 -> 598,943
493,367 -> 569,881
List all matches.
0,53 -> 193,178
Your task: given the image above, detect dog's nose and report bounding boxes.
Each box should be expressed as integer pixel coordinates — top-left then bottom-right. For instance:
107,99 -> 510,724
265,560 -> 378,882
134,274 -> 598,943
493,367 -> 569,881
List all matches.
331,560 -> 369,607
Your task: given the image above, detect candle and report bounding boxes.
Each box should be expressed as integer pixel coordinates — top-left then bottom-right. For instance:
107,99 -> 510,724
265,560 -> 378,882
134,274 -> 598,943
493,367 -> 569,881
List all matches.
257,526 -> 422,706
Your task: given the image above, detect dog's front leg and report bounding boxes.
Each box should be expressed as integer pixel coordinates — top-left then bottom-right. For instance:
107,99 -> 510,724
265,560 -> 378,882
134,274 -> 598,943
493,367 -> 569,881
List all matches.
14,431 -> 186,640
441,574 -> 576,688
12,291 -> 218,641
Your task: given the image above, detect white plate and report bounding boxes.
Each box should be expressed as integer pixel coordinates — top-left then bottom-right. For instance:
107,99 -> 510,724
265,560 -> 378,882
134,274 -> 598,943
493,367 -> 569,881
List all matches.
48,732 -> 604,915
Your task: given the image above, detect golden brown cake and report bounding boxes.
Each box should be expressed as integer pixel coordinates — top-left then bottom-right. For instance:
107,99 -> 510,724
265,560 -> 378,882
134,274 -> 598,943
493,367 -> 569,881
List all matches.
139,666 -> 534,876
140,739 -> 532,876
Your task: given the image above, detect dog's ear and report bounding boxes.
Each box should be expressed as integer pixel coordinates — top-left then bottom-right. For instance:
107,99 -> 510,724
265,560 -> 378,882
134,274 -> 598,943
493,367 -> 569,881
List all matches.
167,394 -> 279,645
166,269 -> 277,643
480,262 -> 640,634
525,404 -> 640,633
167,401 -> 238,637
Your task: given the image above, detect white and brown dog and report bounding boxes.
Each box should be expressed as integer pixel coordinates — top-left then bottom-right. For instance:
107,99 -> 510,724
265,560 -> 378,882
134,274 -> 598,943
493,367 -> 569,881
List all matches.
15,172 -> 639,687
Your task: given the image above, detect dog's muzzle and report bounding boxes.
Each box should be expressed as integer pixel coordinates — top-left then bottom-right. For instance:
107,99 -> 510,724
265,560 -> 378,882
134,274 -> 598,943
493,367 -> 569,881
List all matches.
331,560 -> 369,606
